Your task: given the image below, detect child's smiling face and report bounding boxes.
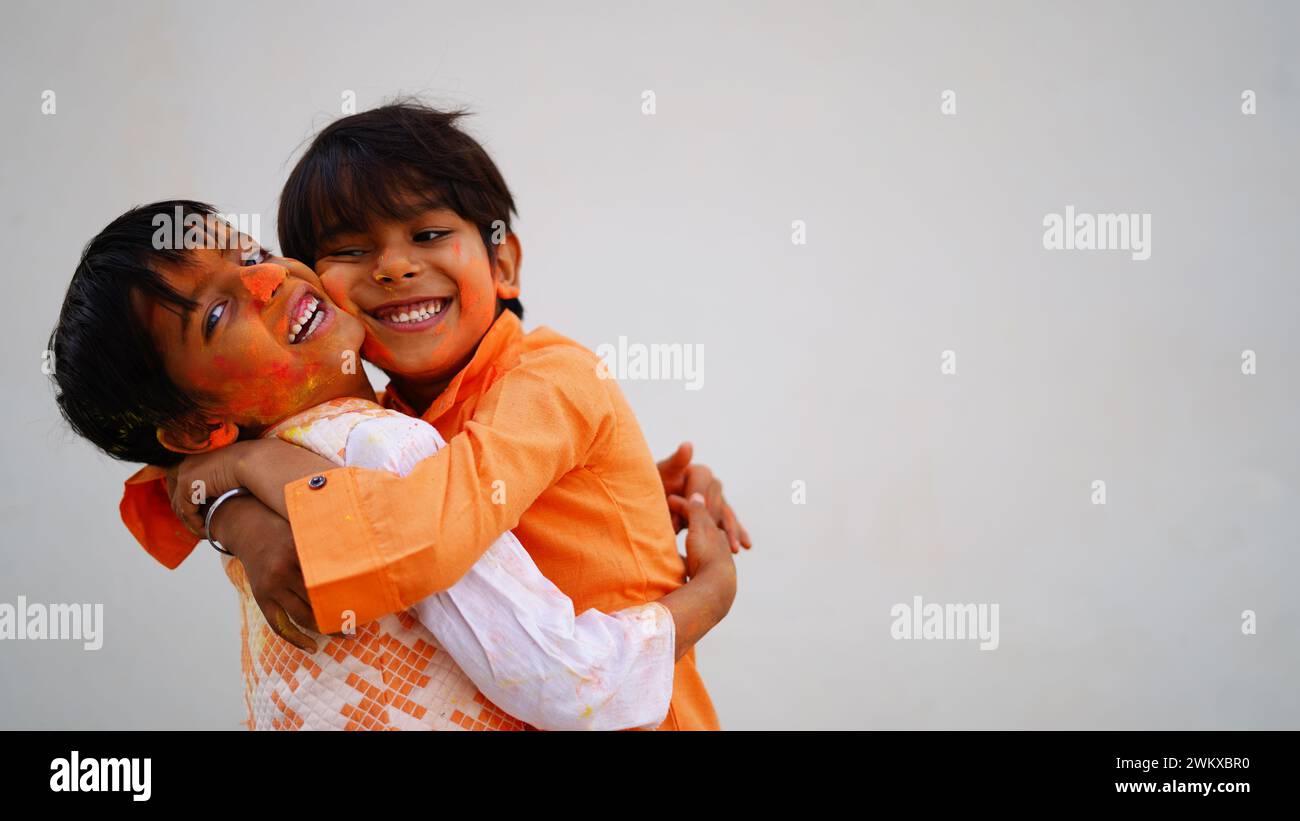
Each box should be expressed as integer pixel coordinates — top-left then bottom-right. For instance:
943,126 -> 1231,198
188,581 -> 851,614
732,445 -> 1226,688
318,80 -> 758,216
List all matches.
312,202 -> 519,383
137,237 -> 368,440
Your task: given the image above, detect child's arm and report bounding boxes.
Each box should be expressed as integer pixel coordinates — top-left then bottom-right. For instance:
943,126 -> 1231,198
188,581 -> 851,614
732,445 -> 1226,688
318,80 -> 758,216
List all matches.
175,345 -> 627,633
416,511 -> 733,730
345,413 -> 734,730
657,493 -> 738,658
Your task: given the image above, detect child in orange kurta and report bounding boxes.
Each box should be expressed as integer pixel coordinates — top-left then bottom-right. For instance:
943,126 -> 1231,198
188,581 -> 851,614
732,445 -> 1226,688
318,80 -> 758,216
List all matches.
120,103 -> 748,729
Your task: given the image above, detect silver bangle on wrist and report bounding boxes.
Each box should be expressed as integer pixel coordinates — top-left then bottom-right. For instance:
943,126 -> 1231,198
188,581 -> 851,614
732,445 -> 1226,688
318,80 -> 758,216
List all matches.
204,487 -> 251,556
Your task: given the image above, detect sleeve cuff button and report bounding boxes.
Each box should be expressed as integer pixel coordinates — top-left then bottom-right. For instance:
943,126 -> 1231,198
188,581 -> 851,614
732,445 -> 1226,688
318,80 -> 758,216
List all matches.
308,475 -> 327,489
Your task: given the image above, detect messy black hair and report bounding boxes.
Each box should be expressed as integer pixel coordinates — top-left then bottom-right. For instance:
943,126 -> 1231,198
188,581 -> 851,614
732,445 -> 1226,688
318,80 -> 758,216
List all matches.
49,200 -> 217,466
278,99 -> 523,318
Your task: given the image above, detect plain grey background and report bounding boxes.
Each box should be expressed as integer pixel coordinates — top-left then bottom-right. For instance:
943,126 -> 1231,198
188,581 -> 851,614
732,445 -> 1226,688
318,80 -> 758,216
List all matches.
2,0 -> 1297,729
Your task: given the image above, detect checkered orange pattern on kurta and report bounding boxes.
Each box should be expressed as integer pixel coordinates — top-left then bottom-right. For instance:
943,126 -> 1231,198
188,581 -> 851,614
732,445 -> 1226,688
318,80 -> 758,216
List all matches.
226,558 -> 531,731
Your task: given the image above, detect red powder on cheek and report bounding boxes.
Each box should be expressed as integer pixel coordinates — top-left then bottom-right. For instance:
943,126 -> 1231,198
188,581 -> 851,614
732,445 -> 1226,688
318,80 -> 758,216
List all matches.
361,335 -> 395,365
240,266 -> 285,304
461,287 -> 481,312
321,279 -> 349,308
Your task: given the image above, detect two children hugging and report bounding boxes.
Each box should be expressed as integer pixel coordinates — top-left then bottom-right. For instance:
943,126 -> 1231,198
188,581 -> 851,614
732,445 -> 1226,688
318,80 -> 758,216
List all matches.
49,102 -> 750,730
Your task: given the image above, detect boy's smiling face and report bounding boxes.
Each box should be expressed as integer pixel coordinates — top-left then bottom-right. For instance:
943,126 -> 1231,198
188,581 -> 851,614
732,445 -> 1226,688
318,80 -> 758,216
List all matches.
137,236 -> 368,443
313,203 -> 520,384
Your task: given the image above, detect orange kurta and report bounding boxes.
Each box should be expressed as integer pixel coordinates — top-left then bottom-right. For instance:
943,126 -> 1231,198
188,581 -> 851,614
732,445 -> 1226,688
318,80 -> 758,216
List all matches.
121,311 -> 718,730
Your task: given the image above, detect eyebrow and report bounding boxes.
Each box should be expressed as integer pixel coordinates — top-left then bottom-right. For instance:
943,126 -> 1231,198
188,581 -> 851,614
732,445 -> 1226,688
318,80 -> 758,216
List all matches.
316,223 -> 364,247
178,298 -> 193,342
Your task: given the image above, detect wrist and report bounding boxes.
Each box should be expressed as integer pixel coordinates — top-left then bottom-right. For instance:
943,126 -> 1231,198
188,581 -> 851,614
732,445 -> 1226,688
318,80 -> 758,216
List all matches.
208,493 -> 256,555
228,439 -> 262,489
692,561 -> 737,614
692,553 -> 736,582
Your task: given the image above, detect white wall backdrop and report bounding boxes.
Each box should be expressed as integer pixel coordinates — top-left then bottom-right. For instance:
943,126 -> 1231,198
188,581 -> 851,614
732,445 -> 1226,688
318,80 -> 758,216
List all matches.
1,0 -> 1296,729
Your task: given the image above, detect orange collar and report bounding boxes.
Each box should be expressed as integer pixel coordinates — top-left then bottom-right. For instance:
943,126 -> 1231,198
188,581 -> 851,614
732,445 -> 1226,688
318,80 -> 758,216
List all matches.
382,311 -> 524,421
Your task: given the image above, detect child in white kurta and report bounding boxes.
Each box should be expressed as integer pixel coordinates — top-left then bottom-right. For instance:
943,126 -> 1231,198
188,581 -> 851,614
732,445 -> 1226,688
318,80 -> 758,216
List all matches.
228,396 -> 674,731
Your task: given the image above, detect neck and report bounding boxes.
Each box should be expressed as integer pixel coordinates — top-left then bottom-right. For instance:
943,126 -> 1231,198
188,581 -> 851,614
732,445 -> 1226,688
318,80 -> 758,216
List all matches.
385,307 -> 506,415
322,372 -> 378,406
386,371 -> 453,417
244,373 -> 377,437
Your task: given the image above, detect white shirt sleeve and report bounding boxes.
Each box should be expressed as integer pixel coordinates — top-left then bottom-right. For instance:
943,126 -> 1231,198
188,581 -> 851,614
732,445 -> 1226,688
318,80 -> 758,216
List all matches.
344,414 -> 675,731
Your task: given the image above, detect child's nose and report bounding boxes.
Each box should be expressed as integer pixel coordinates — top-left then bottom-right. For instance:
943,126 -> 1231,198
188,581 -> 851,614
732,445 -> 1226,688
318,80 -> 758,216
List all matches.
239,263 -> 287,304
373,253 -> 418,285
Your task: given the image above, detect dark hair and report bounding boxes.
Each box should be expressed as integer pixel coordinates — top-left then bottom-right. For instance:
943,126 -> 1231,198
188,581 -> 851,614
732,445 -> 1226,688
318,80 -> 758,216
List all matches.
49,200 -> 217,466
278,99 -> 523,318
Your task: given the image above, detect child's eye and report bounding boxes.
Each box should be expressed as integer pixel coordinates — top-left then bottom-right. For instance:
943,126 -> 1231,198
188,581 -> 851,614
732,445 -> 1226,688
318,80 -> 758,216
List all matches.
325,248 -> 365,258
204,302 -> 226,337
414,230 -> 449,243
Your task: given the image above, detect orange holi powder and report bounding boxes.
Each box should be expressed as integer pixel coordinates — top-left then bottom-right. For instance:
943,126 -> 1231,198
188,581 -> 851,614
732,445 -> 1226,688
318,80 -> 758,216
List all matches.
240,265 -> 285,303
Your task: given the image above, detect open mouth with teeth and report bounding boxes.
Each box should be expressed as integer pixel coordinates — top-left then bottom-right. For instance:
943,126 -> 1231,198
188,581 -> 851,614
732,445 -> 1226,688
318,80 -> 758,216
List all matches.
370,297 -> 452,332
288,293 -> 329,344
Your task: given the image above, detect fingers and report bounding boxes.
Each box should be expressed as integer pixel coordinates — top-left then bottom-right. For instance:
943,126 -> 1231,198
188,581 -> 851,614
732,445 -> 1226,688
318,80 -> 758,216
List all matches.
681,464 -> 733,543
681,463 -> 714,500
258,597 -> 318,653
706,480 -> 724,529
657,442 -> 693,492
722,505 -> 742,554
186,508 -> 205,538
282,554 -> 315,625
681,462 -> 753,552
174,497 -> 204,538
269,551 -> 318,633
280,590 -> 321,635
168,467 -> 205,537
670,512 -> 687,533
682,464 -> 722,521
664,493 -> 691,520
661,443 -> 694,531
660,442 -> 693,474
667,492 -> 713,531
737,516 -> 753,550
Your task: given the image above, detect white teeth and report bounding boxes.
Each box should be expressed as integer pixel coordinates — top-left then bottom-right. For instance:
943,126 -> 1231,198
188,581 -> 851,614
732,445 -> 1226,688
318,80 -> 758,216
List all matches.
302,309 -> 325,341
295,297 -> 319,325
288,295 -> 322,343
381,299 -> 445,324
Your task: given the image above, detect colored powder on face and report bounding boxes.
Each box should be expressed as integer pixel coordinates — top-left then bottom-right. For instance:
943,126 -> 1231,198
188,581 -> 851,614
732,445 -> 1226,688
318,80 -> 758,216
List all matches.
240,265 -> 285,304
461,286 -> 481,311
360,336 -> 394,365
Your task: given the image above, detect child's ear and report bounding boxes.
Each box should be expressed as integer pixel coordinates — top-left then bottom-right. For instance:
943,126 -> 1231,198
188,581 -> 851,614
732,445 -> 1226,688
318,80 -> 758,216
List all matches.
156,419 -> 239,455
492,233 -> 522,300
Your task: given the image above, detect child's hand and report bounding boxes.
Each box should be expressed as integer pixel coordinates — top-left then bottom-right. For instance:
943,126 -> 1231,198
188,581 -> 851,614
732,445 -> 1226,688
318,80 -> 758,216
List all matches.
667,493 -> 737,583
657,442 -> 753,553
209,494 -> 319,653
168,439 -> 336,534
658,492 -> 737,659
168,442 -> 251,536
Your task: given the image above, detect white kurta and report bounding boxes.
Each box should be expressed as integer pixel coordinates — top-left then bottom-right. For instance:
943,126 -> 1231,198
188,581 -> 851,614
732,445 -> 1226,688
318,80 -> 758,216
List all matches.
226,397 -> 674,731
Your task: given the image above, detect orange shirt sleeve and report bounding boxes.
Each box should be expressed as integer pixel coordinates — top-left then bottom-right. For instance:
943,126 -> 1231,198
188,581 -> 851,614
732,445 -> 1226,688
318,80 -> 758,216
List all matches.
285,345 -> 617,634
119,465 -> 201,569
